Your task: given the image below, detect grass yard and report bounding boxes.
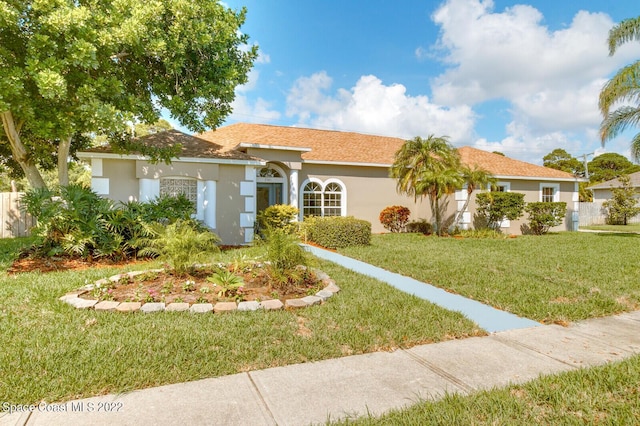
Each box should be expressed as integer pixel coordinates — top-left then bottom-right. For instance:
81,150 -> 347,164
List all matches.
581,224 -> 640,233
340,232 -> 640,324
333,354 -> 640,425
0,238 -> 480,406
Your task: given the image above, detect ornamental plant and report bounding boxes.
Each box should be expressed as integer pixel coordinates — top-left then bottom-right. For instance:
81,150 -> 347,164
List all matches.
475,192 -> 525,230
256,204 -> 299,234
524,202 -> 567,235
379,206 -> 411,232
140,220 -> 220,276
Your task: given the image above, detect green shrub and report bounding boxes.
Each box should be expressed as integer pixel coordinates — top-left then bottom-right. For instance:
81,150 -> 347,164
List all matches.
406,219 -> 432,234
475,192 -> 525,230
22,184 -> 116,258
301,216 -> 371,249
120,194 -> 194,225
379,205 -> 411,232
259,227 -> 311,292
21,185 -> 193,260
524,202 -> 567,235
256,204 -> 299,234
140,220 -> 220,275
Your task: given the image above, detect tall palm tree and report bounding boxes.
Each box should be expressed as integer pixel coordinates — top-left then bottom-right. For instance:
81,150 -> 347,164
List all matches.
599,16 -> 640,161
451,164 -> 496,230
390,135 -> 462,235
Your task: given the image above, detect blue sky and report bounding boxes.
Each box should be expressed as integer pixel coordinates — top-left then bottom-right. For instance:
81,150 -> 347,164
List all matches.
170,0 -> 640,165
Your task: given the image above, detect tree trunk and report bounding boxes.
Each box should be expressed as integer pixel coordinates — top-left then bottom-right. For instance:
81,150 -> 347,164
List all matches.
1,111 -> 47,189
58,135 -> 72,187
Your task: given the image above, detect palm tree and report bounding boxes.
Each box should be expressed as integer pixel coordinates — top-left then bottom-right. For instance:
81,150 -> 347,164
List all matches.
390,135 -> 462,235
451,164 -> 496,230
599,16 -> 640,161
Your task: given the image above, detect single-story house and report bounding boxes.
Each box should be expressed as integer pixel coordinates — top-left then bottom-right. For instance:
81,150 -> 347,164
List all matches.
78,123 -> 580,245
588,171 -> 640,203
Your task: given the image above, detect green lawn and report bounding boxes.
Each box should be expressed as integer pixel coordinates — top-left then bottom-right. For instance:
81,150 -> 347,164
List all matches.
0,238 -> 480,406
340,232 -> 640,324
333,354 -> 640,425
581,224 -> 640,233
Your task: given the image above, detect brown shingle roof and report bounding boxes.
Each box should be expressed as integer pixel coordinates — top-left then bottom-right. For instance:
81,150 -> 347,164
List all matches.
199,123 -> 576,179
84,129 -> 260,162
196,123 -> 405,164
81,124 -> 577,180
458,146 -> 576,179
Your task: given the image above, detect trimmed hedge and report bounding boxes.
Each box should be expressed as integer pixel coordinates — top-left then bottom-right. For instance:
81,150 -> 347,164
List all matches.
301,216 -> 371,249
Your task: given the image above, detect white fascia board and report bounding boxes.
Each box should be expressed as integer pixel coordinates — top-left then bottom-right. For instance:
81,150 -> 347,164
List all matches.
238,143 -> 312,152
76,152 -> 265,166
303,160 -> 391,168
493,175 -> 584,183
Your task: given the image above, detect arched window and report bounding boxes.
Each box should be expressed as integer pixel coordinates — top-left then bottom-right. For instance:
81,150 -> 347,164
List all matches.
302,181 -> 323,217
323,182 -> 343,216
301,179 -> 345,217
258,167 -> 283,179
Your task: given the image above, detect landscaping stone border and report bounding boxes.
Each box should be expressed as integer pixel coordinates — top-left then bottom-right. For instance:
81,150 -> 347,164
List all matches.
59,268 -> 340,314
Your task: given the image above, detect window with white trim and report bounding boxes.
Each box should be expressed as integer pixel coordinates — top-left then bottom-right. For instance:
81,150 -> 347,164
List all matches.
540,183 -> 560,202
160,177 -> 197,211
492,181 -> 510,192
301,179 -> 345,217
302,181 -> 323,217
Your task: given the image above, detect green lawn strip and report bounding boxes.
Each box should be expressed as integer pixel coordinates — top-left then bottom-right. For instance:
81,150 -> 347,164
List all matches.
340,232 -> 640,323
581,224 -> 640,233
333,354 -> 640,425
0,253 -> 480,406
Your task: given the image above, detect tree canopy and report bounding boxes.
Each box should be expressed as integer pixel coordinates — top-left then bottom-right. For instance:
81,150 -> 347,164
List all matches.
599,16 -> 640,161
0,0 -> 257,189
587,153 -> 640,183
542,148 -> 584,177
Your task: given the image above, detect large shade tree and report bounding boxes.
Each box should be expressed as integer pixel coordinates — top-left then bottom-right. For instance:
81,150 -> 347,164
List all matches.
390,135 -> 462,236
0,0 -> 257,189
599,16 -> 640,160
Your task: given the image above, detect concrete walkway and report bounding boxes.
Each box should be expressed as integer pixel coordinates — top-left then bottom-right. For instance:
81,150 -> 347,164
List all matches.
2,311 -> 639,426
303,244 -> 540,333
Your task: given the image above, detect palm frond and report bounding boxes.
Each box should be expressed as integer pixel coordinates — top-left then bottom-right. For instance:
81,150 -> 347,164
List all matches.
608,16 -> 640,55
600,106 -> 640,142
599,60 -> 640,116
630,132 -> 640,162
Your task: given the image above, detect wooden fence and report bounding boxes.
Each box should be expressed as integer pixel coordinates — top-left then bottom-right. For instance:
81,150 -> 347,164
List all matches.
579,202 -> 640,226
0,192 -> 36,238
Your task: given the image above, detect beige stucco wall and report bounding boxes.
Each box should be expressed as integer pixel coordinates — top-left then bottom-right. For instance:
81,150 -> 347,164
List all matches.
298,163 -> 578,234
216,164 -> 249,245
97,158 -> 251,245
298,164 -> 431,233
464,179 -> 578,233
101,159 -> 138,202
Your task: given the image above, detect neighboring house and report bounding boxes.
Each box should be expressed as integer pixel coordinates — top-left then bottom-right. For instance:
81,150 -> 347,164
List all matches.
582,172 -> 640,225
588,171 -> 640,203
78,123 -> 580,244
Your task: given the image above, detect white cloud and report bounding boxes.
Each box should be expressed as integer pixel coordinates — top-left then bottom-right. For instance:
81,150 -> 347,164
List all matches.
426,0 -> 640,163
286,72 -> 476,143
229,95 -> 281,123
430,0 -> 624,106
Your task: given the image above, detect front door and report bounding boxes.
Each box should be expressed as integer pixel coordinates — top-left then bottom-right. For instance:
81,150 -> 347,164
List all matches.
256,183 -> 283,213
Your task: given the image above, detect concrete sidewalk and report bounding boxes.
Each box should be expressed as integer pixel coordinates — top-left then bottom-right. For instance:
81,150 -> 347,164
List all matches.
2,311 -> 639,426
